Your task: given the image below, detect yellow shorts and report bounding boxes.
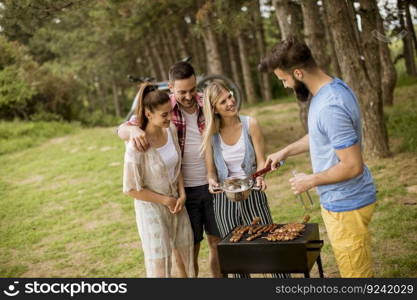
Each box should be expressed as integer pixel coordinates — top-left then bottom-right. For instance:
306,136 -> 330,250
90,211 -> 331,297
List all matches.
321,203 -> 375,278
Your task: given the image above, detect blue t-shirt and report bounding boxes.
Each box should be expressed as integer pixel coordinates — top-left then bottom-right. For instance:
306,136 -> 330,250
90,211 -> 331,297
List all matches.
308,78 -> 376,212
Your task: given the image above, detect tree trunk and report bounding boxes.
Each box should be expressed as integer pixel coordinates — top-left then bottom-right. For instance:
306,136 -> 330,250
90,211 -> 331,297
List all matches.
237,34 -> 258,104
322,6 -> 342,77
300,0 -> 330,71
111,78 -> 121,118
173,23 -> 188,59
190,37 -> 203,74
324,0 -> 390,158
226,35 -> 242,90
398,0 -> 417,76
218,32 -> 232,77
158,33 -> 174,70
272,0 -> 303,40
202,28 -> 223,74
404,0 -> 417,52
144,45 -> 159,80
96,80 -> 108,114
149,38 -> 167,80
197,1 -> 223,74
347,0 -> 362,50
165,28 -> 179,64
273,0 -> 308,131
198,37 -> 208,73
358,0 -> 382,96
253,0 -> 272,102
376,9 -> 397,106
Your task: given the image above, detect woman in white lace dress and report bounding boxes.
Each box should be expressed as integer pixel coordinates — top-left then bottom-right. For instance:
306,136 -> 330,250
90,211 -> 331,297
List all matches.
123,83 -> 194,277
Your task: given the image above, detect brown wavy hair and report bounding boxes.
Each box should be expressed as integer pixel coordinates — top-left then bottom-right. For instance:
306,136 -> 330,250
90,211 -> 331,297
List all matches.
258,36 -> 317,73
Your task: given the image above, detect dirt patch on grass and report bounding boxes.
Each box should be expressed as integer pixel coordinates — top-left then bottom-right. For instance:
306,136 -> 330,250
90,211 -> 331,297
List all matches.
398,194 -> 417,206
17,175 -> 44,185
82,202 -> 124,231
119,241 -> 141,249
41,177 -> 88,191
42,202 -> 66,214
100,146 -> 115,152
406,185 -> 417,194
47,137 -> 68,145
21,242 -> 94,277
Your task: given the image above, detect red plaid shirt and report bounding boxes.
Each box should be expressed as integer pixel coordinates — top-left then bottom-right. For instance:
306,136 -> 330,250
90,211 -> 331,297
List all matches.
127,93 -> 205,156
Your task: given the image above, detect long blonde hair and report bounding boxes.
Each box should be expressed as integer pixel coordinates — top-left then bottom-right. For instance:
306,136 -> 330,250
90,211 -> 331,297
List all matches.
200,80 -> 231,155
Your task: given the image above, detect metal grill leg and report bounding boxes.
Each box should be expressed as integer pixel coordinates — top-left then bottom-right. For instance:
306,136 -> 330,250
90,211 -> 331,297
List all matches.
317,255 -> 324,278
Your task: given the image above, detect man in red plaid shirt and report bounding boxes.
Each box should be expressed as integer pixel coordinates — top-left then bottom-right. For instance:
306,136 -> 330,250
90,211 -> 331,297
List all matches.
118,62 -> 222,277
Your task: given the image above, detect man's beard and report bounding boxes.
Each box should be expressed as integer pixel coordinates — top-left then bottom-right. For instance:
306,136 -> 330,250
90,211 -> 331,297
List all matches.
178,94 -> 197,107
293,77 -> 311,102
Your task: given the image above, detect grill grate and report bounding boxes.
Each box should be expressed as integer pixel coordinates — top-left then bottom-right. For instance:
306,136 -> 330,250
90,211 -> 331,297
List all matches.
217,223 -> 324,277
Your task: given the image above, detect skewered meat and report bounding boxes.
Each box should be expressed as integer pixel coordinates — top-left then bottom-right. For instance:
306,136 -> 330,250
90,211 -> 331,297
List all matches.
258,224 -> 272,234
232,226 -> 243,235
251,217 -> 261,225
229,216 -> 310,243
263,230 -> 302,241
267,224 -> 278,233
253,225 -> 266,234
230,234 -> 243,242
261,215 -> 309,242
246,232 -> 262,241
230,225 -> 251,242
264,223 -> 305,241
249,225 -> 261,235
238,226 -> 250,234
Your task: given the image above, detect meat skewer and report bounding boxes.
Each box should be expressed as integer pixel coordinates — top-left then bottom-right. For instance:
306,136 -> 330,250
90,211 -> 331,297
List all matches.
231,215 -> 310,243
253,225 -> 266,234
251,217 -> 261,225
246,232 -> 262,241
249,225 -> 262,235
232,225 -> 243,235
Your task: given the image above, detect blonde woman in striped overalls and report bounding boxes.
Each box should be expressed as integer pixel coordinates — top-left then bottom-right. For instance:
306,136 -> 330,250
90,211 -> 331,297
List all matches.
200,80 -> 289,278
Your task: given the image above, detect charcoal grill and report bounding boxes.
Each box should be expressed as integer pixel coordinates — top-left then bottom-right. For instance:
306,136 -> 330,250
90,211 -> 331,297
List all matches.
217,223 -> 324,277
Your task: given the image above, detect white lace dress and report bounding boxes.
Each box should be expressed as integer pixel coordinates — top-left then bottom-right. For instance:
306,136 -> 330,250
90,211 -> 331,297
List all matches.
123,125 -> 195,277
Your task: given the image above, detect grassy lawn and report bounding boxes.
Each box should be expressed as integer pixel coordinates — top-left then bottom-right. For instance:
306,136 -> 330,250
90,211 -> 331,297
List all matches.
0,121 -> 80,156
1,85 -> 416,278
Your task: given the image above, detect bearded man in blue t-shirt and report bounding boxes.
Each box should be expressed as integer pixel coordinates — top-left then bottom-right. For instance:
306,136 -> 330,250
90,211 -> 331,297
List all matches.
259,37 -> 377,278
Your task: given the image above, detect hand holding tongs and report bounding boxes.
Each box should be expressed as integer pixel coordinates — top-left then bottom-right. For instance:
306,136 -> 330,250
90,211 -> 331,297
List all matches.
291,170 -> 314,211
251,160 -> 285,179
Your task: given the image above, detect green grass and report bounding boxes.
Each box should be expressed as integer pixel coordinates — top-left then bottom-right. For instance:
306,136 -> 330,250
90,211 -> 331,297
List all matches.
385,84 -> 417,153
240,94 -> 294,110
0,121 -> 81,155
0,127 -> 144,277
1,83 -> 417,278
